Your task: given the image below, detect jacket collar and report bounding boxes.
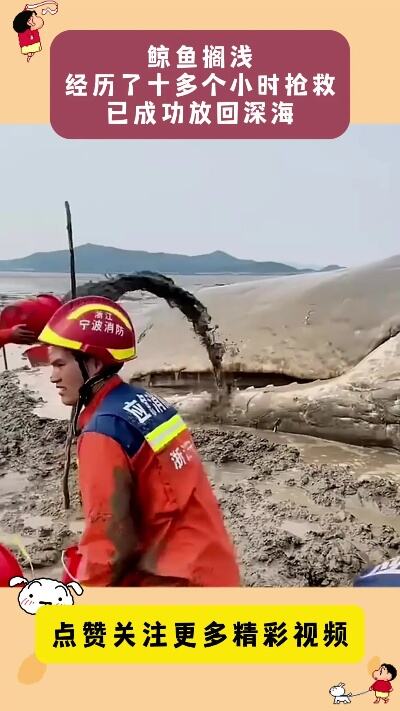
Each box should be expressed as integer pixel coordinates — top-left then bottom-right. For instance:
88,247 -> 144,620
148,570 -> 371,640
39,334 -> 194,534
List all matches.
78,374 -> 123,431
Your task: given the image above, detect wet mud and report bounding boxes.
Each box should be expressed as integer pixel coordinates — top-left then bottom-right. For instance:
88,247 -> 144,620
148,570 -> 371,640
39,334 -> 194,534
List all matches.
1,371 -> 399,587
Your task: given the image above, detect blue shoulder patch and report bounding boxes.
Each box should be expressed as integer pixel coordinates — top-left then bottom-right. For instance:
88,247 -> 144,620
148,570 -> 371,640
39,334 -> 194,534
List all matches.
83,413 -> 145,457
82,381 -> 178,456
353,556 -> 400,587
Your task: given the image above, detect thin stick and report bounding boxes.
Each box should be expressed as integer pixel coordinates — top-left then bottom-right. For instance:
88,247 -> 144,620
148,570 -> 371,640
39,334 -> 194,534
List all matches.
62,424 -> 73,510
65,200 -> 77,298
2,346 -> 8,370
62,201 -> 77,510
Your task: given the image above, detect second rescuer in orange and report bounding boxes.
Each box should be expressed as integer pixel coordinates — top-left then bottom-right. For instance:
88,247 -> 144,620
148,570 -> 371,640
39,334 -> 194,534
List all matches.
33,296 -> 241,588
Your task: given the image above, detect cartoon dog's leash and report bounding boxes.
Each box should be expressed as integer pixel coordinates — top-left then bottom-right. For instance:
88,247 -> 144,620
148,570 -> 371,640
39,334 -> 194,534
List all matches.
349,690 -> 370,697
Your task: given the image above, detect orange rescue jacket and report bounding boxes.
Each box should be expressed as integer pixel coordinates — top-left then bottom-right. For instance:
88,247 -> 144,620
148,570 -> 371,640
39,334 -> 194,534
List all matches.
74,375 -> 241,587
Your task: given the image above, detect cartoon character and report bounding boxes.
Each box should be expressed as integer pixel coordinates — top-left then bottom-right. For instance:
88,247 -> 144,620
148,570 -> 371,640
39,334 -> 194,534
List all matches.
369,664 -> 397,704
329,683 -> 352,704
12,2 -> 58,63
9,576 -> 83,615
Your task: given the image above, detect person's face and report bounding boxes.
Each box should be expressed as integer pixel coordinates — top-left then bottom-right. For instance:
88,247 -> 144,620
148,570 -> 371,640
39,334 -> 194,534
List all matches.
49,347 -> 101,406
373,666 -> 392,682
27,11 -> 44,30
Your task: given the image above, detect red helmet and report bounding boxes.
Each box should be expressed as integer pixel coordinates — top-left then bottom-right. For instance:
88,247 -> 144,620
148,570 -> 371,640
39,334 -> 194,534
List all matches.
37,296 -> 136,366
0,544 -> 24,587
0,294 -> 62,337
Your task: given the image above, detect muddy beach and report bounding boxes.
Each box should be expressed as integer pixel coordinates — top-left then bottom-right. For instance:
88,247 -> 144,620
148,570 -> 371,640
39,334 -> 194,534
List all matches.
1,370 -> 400,587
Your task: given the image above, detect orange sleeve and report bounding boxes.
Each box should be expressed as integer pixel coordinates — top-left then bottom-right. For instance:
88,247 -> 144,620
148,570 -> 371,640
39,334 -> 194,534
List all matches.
76,431 -> 141,587
0,329 -> 13,348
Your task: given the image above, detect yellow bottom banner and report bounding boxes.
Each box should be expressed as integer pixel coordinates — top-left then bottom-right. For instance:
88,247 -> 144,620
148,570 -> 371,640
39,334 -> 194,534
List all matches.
35,604 -> 365,664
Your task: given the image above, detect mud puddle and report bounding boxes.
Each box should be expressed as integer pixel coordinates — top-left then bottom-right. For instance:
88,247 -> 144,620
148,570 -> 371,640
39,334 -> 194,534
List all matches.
266,478 -> 400,536
344,495 -> 400,535
280,519 -> 324,538
68,519 -> 84,535
206,461 -> 254,484
200,423 -> 400,480
0,470 -> 27,497
23,515 -> 53,529
209,457 -> 400,538
288,437 -> 400,481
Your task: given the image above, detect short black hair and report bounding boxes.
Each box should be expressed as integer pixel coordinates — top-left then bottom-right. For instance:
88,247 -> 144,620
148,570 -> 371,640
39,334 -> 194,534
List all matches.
109,363 -> 123,374
12,10 -> 35,33
382,664 -> 397,681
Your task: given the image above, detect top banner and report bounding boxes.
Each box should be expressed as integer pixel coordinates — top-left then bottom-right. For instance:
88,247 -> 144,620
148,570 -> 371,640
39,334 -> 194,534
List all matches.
49,30 -> 350,139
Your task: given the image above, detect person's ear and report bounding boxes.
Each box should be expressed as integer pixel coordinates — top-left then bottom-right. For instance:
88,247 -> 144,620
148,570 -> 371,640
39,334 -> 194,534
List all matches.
86,357 -> 103,377
94,357 -> 104,375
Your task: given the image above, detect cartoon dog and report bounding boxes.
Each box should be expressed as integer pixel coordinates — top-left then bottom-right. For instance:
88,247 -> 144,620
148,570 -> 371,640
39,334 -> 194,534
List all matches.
9,576 -> 83,615
329,683 -> 352,704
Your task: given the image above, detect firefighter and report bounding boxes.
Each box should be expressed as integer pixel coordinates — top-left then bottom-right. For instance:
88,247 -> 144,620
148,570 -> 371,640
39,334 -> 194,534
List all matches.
34,295 -> 241,587
0,294 -> 62,348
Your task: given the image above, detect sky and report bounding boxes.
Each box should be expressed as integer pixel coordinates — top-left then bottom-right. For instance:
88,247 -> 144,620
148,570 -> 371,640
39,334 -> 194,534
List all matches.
0,124 -> 399,267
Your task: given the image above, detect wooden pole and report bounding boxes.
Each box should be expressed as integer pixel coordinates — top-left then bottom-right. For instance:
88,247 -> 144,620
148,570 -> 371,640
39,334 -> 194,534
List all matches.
2,346 -> 8,370
62,201 -> 77,510
65,201 -> 77,298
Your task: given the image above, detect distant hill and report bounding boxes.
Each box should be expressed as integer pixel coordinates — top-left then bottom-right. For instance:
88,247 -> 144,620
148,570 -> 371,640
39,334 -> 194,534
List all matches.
320,264 -> 344,272
0,243 -> 345,276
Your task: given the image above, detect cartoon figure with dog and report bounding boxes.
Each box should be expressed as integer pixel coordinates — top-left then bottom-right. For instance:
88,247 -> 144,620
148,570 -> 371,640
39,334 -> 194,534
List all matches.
329,662 -> 397,704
